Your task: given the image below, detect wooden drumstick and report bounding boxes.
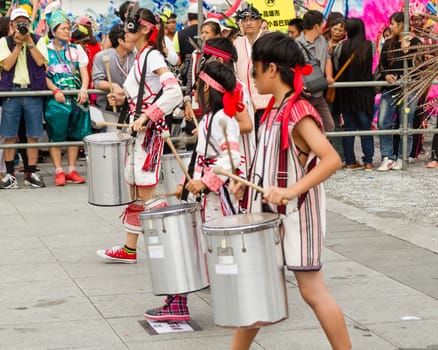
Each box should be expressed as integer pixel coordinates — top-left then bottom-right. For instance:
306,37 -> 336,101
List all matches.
96,121 -> 130,129
102,55 -> 117,113
218,119 -> 237,175
155,191 -> 178,198
213,166 -> 288,206
161,130 -> 192,181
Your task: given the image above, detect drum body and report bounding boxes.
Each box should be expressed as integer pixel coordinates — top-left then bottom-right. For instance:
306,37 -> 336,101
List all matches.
202,213 -> 287,327
140,203 -> 209,295
84,132 -> 134,206
158,151 -> 192,205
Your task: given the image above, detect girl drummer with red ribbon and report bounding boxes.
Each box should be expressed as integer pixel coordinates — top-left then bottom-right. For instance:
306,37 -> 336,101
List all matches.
143,60 -> 243,322
231,31 -> 352,350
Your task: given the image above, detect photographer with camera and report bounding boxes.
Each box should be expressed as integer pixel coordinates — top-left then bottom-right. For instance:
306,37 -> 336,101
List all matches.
0,8 -> 48,189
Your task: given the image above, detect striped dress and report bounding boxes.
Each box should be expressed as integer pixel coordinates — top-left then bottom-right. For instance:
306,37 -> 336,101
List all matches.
246,98 -> 326,271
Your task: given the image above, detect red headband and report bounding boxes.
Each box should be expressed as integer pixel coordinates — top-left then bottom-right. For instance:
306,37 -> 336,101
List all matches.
199,71 -> 225,93
203,44 -> 233,62
198,71 -> 243,117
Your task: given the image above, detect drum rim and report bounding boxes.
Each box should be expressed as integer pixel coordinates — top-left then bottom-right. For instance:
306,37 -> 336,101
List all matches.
140,202 -> 200,218
83,132 -> 132,143
202,213 -> 281,235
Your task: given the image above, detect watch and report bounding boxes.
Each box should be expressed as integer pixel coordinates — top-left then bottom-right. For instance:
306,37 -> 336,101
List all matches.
27,44 -> 35,49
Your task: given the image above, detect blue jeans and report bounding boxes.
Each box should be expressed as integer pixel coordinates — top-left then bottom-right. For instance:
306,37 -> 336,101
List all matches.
342,111 -> 374,165
377,92 -> 417,160
0,88 -> 44,139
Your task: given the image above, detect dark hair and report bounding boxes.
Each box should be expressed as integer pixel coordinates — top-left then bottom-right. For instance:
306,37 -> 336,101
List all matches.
134,7 -> 165,53
118,1 -> 134,22
188,13 -> 198,21
288,18 -> 303,32
169,13 -> 177,20
0,16 -> 10,38
203,37 -> 237,71
302,10 -> 323,30
385,12 -> 405,61
201,21 -> 221,36
343,18 -> 372,67
252,31 -> 305,89
197,61 -> 236,115
390,11 -> 404,25
108,24 -> 125,48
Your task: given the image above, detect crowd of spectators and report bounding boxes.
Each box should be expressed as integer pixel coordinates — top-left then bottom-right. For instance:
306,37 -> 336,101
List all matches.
0,1 -> 437,190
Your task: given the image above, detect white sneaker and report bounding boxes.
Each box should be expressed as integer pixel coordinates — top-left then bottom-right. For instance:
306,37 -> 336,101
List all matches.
377,157 -> 395,171
392,158 -> 403,170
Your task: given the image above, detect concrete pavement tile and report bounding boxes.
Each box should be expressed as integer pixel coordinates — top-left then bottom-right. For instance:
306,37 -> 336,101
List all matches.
0,235 -> 47,250
343,247 -> 438,267
106,315 -> 232,346
0,215 -> 32,235
322,248 -> 350,262
61,252 -> 149,277
90,292 -> 150,318
0,244 -> 56,265
74,272 -> 152,296
366,319 -> 438,349
328,227 -> 384,239
340,295 -> 438,324
254,325 -> 398,350
0,319 -> 126,350
326,276 -> 423,300
326,235 -> 414,253
0,263 -> 70,283
323,260 -> 383,280
0,280 -> 100,326
127,336 -> 241,350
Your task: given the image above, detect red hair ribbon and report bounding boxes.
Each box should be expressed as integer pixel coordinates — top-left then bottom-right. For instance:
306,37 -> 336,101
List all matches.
148,27 -> 159,45
279,63 -> 313,150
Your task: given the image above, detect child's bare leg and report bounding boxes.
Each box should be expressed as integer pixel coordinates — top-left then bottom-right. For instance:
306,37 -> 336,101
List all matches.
294,270 -> 351,350
231,327 -> 260,350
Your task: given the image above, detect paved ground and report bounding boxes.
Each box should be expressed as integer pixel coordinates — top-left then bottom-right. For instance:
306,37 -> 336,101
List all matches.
0,137 -> 437,349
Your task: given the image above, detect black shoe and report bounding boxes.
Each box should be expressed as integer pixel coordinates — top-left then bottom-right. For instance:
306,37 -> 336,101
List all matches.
24,172 -> 45,188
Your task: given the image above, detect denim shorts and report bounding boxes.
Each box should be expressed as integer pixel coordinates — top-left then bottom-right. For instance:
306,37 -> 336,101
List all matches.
0,89 -> 44,139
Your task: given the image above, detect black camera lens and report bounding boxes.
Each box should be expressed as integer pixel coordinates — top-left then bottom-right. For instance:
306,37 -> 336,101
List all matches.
17,21 -> 29,35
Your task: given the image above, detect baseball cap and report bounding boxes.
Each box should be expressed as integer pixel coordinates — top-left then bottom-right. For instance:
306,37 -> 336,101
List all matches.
188,3 -> 206,16
11,8 -> 30,21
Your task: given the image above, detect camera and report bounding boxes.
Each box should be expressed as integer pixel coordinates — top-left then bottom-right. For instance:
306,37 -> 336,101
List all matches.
17,21 -> 29,35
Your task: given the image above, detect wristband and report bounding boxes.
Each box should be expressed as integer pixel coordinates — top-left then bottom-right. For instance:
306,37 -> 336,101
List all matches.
53,88 -> 61,96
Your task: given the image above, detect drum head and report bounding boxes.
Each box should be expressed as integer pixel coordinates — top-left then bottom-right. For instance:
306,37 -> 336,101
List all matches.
140,202 -> 200,219
202,213 -> 281,234
83,132 -> 131,143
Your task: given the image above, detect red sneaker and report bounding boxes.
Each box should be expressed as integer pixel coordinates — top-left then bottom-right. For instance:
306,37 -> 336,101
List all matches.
144,295 -> 190,322
66,170 -> 85,184
96,245 -> 137,263
55,172 -> 66,186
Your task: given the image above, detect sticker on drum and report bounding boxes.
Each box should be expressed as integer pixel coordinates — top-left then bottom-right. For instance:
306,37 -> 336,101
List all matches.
216,247 -> 238,275
148,245 -> 165,259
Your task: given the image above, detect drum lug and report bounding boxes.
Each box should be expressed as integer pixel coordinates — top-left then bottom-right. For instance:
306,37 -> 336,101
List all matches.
160,217 -> 167,233
240,232 -> 247,253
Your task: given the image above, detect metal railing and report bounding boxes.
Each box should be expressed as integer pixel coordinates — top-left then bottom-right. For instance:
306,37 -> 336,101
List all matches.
0,84 -> 437,169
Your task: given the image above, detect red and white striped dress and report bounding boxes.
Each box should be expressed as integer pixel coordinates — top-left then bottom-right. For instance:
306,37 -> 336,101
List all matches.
246,98 -> 326,271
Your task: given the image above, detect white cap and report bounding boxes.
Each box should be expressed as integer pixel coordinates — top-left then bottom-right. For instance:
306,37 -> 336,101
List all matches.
11,8 -> 30,21
188,3 -> 206,16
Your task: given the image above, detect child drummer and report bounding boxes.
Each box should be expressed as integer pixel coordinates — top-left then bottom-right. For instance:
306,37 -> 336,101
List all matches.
143,60 -> 243,321
231,32 -> 352,350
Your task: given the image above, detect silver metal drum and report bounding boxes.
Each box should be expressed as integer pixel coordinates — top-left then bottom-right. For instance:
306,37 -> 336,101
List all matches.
202,213 -> 287,328
158,151 -> 192,205
140,203 -> 209,295
84,132 -> 134,206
